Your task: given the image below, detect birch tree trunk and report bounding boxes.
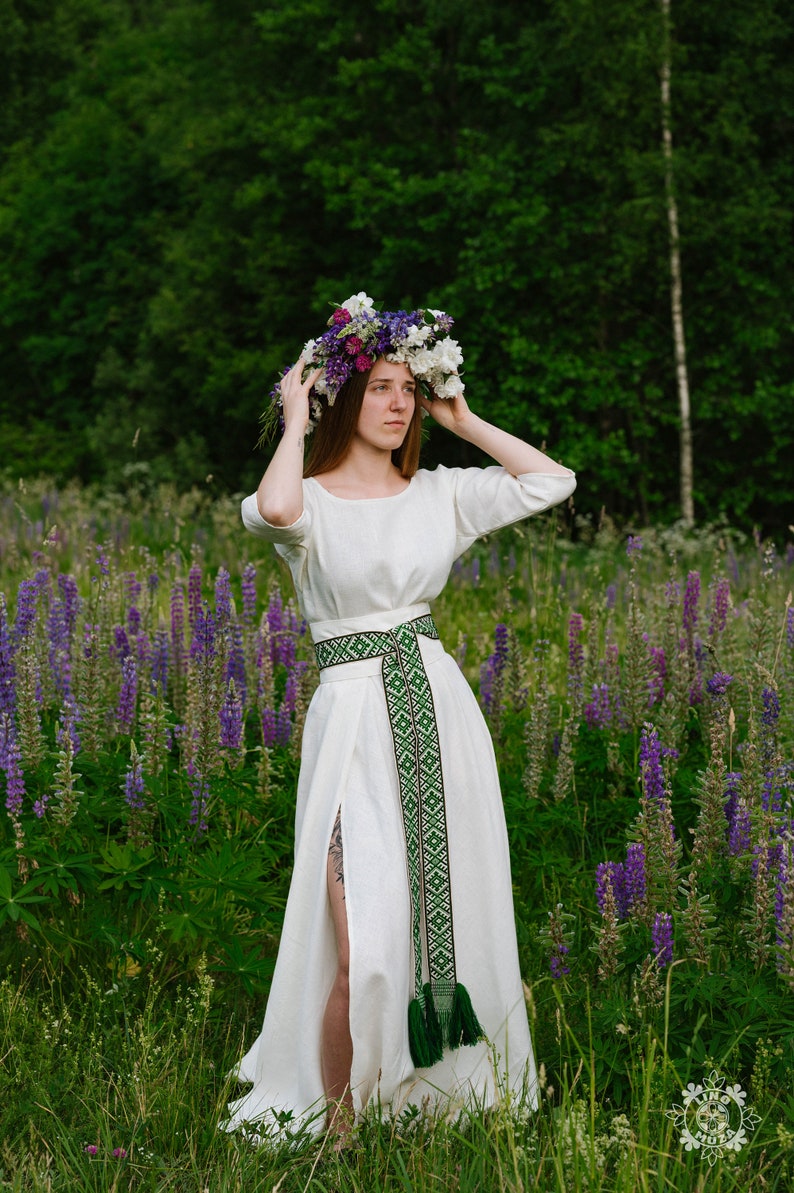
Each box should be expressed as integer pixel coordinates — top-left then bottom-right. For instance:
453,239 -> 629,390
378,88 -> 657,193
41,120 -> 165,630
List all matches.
660,0 -> 694,525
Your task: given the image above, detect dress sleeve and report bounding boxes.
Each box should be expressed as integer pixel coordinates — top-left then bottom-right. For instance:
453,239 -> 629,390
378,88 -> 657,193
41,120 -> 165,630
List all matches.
240,490 -> 312,548
448,465 -> 576,558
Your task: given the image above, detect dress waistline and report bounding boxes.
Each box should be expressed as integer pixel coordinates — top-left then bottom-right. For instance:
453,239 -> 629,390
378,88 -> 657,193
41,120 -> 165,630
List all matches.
309,602 -> 431,644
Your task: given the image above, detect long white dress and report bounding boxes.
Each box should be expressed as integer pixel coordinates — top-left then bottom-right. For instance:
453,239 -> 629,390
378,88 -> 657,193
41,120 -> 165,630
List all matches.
225,464 -> 576,1140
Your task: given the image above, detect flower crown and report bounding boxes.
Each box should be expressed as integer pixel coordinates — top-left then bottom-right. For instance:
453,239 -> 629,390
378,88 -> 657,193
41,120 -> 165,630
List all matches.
261,292 -> 464,439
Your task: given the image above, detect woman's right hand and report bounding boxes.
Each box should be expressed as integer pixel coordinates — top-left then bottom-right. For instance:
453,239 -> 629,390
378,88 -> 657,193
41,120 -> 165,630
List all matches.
280,357 -> 321,431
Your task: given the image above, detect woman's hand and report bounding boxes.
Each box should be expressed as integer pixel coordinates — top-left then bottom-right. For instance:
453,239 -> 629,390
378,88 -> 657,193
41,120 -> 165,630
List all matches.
280,357 -> 322,432
419,383 -> 472,435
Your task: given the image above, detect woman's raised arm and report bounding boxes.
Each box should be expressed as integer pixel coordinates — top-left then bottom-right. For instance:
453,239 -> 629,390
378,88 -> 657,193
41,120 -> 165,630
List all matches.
256,359 -> 320,526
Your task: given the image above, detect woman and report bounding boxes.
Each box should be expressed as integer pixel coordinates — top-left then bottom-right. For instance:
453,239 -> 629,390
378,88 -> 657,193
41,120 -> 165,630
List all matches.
226,295 -> 576,1144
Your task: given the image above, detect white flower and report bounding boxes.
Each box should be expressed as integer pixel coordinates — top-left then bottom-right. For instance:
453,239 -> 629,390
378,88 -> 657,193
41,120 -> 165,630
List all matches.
341,292 -> 375,317
303,338 -> 317,358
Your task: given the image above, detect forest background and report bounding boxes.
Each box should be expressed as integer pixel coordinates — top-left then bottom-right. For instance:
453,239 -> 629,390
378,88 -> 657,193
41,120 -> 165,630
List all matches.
1,0 -> 792,535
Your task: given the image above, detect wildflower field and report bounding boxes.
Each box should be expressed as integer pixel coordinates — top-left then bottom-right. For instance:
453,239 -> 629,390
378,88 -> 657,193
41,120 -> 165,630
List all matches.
1,477 -> 793,1192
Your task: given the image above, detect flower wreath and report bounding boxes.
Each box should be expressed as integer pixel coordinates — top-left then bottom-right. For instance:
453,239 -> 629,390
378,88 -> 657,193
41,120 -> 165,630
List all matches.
260,292 -> 464,440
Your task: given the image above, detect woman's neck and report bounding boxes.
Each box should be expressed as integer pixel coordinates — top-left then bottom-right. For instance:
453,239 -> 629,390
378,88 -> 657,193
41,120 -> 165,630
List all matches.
314,442 -> 408,499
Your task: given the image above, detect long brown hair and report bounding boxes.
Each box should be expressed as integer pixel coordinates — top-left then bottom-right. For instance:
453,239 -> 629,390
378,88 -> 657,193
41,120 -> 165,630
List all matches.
303,363 -> 423,479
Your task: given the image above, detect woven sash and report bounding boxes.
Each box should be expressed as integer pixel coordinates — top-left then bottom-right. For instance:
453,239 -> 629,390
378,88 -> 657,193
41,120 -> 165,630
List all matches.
315,613 -> 483,1067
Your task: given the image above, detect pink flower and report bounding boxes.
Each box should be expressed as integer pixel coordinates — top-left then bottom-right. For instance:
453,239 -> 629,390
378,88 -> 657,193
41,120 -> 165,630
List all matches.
84,1145 -> 98,1156
112,1147 -> 127,1158
355,353 -> 373,372
332,308 -> 352,325
345,335 -> 364,355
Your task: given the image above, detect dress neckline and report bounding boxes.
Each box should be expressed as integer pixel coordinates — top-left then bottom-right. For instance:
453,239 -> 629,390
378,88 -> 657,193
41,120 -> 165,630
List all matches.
307,475 -> 413,503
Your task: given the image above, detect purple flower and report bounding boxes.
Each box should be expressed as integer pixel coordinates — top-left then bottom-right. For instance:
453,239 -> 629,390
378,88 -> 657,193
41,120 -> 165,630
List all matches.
584,682 -> 611,730
651,912 -> 673,969
14,578 -> 39,641
225,625 -> 247,704
706,672 -> 733,700
624,842 -> 647,911
708,577 -> 730,636
0,712 -> 25,817
190,605 -> 216,663
0,597 -> 16,717
215,568 -> 232,626
116,656 -> 138,733
596,862 -> 628,920
639,723 -> 665,805
605,584 -> 617,610
112,1148 -> 127,1159
567,613 -> 584,706
220,680 -> 243,750
124,749 -> 146,811
626,535 -> 643,557
761,687 -> 780,728
151,629 -> 169,695
84,1145 -> 98,1156
58,574 -> 80,635
188,564 -> 202,631
187,763 -> 209,832
683,571 -> 700,634
241,563 -> 257,624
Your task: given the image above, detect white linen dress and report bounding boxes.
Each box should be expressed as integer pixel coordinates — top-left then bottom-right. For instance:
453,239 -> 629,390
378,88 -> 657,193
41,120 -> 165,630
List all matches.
225,463 -> 576,1139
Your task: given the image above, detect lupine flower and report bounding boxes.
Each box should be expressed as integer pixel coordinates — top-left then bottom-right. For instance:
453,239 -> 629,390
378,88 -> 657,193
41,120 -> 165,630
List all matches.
708,577 -> 730,636
124,743 -> 146,811
479,623 -> 509,717
188,564 -> 202,630
241,563 -> 257,624
639,722 -> 665,805
683,571 -> 700,634
13,577 -> 39,641
226,624 -> 247,705
0,597 -> 17,716
605,583 -> 617,609
116,656 -> 138,733
626,535 -> 643,557
651,912 -> 674,969
219,680 -> 243,750
584,682 -> 612,730
1,712 -> 26,818
58,573 -> 80,635
127,605 -> 141,636
151,628 -> 169,695
546,903 -> 572,979
113,624 -> 131,661
624,842 -> 647,912
706,672 -> 733,700
190,605 -> 216,663
596,861 -> 628,919
187,762 -> 209,832
567,613 -> 585,709
595,867 -> 622,980
215,567 -> 232,626
787,606 -> 794,651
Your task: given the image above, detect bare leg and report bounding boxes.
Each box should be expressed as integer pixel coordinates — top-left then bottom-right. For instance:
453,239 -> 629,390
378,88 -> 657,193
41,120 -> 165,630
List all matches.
322,808 -> 354,1144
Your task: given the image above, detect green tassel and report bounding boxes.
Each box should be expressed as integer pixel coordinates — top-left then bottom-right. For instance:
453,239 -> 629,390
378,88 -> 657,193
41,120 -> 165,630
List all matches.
408,997 -> 433,1068
448,982 -> 485,1049
422,982 -> 444,1061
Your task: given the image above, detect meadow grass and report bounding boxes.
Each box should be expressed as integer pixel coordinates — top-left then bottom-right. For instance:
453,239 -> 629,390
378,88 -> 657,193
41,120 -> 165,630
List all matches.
1,478 -> 793,1190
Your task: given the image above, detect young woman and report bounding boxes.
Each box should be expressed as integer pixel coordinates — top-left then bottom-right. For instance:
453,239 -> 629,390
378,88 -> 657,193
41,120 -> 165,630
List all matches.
226,296 -> 576,1145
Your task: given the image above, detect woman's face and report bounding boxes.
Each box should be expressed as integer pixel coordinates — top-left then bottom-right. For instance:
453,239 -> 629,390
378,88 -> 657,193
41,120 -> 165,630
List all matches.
354,359 -> 416,452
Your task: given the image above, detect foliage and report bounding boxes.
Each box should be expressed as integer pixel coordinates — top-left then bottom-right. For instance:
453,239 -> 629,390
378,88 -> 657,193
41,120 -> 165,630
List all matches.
1,1 -> 793,530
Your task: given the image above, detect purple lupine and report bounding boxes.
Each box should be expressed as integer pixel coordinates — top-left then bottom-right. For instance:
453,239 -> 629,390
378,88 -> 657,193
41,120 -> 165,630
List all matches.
276,704 -> 292,745
215,568 -> 233,626
605,584 -> 617,610
683,571 -> 700,634
596,861 -> 628,920
13,578 -> 39,641
648,645 -> 666,706
584,683 -> 612,730
187,761 -> 209,832
116,656 -> 138,733
567,613 -> 585,707
58,574 -> 80,636
626,535 -> 643,558
1,712 -> 25,817
151,628 -> 169,695
188,565 -> 203,631
127,606 -> 141,636
241,563 -> 257,625
624,842 -> 647,911
124,747 -> 146,811
480,623 -> 509,716
708,577 -> 730,636
124,571 -> 142,605
47,596 -> 72,698
651,912 -> 674,969
219,680 -> 243,750
0,597 -> 16,716
190,605 -> 216,663
547,903 -> 572,979
761,687 -> 781,772
57,695 -> 81,755
113,625 -> 131,662
787,607 -> 794,651
262,707 -> 279,748
706,672 -> 733,700
639,723 -> 666,805
95,548 -> 110,578
226,624 -> 247,705
148,572 -> 160,595
723,771 -> 742,839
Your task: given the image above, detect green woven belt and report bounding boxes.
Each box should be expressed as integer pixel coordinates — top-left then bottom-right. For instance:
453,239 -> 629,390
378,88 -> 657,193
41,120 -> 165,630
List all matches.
315,614 -> 483,1067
